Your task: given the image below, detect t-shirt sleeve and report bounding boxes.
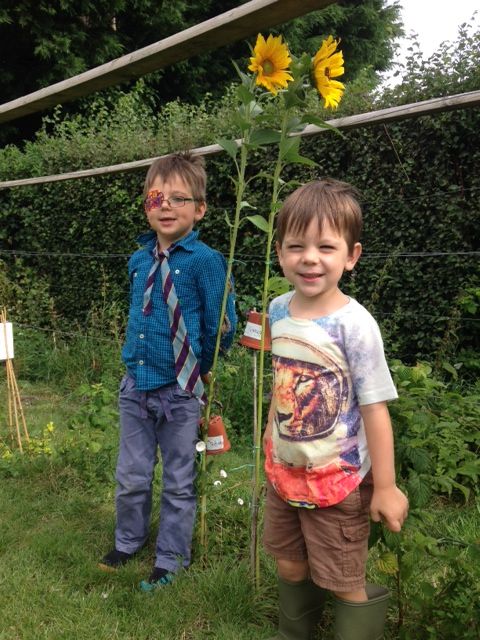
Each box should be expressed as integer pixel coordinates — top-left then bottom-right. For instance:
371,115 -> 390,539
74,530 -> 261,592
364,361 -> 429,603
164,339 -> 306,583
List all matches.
343,308 -> 398,406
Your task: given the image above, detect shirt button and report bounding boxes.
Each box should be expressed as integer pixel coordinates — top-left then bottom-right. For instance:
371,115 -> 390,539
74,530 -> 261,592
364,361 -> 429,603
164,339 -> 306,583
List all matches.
139,334 -> 144,339
175,269 -> 180,274
139,360 -> 144,365
133,272 -> 138,277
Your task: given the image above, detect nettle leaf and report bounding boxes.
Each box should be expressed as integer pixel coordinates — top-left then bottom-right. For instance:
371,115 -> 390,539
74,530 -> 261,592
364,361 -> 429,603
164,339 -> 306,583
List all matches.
217,138 -> 238,160
376,551 -> 398,575
406,445 -> 433,473
246,214 -> 269,233
442,361 -> 458,379
382,527 -> 403,551
456,460 -> 480,481
407,471 -> 432,508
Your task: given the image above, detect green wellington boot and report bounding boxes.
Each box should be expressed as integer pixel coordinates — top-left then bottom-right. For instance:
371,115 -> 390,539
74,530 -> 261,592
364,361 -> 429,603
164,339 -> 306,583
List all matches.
267,577 -> 326,640
333,584 -> 390,640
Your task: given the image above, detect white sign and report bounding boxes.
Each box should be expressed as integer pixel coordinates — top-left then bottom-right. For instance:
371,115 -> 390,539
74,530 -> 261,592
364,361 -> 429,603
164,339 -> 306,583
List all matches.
0,322 -> 14,360
243,321 -> 263,340
207,435 -> 224,451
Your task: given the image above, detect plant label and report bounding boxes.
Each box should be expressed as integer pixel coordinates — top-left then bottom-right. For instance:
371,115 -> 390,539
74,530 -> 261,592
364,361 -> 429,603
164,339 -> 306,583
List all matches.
0,322 -> 14,360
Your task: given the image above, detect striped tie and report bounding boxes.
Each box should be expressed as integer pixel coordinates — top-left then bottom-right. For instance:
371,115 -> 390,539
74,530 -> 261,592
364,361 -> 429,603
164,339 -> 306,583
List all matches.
143,243 -> 206,404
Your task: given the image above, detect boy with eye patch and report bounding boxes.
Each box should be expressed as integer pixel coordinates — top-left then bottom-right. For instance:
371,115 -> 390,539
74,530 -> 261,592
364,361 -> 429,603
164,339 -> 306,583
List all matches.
99,151 -> 236,590
262,178 -> 408,640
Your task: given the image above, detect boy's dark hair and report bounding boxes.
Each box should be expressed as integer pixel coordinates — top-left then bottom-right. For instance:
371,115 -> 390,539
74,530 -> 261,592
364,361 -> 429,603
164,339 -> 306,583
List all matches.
276,178 -> 363,252
144,151 -> 207,205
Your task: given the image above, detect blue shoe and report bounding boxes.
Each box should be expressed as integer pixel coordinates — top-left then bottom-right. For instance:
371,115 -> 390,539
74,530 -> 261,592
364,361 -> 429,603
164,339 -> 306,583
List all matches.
139,567 -> 176,592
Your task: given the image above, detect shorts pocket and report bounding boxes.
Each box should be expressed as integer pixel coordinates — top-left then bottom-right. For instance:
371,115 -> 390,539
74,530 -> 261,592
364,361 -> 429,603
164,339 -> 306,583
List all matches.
341,521 -> 370,577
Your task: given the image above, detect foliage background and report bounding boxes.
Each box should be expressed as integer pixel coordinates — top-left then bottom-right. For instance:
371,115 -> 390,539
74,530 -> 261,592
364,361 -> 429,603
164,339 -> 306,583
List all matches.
0,0 -> 401,144
1,22 -> 479,366
0,12 -> 479,640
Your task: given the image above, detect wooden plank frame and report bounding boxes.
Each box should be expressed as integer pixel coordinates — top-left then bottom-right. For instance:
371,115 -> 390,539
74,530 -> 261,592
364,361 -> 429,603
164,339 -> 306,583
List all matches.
1,90 -> 479,190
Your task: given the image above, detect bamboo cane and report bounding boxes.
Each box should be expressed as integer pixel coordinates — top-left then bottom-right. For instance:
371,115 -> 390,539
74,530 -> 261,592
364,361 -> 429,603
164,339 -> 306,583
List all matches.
5,347 -> 14,446
6,359 -> 23,451
1,308 -> 29,450
9,359 -> 29,442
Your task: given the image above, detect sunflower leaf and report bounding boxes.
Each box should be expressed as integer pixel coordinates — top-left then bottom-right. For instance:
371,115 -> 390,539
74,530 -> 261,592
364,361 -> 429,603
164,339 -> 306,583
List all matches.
232,112 -> 251,133
301,114 -> 344,137
267,276 -> 290,297
217,138 -> 239,160
232,59 -> 251,86
236,84 -> 255,105
246,215 -> 269,233
280,135 -> 300,160
249,128 -> 282,146
282,137 -> 317,167
240,201 -> 256,210
283,88 -> 306,110
286,116 -> 306,134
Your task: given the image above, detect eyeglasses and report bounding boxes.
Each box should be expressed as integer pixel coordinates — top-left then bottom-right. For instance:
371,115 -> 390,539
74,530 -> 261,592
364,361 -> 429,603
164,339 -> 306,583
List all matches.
144,190 -> 198,211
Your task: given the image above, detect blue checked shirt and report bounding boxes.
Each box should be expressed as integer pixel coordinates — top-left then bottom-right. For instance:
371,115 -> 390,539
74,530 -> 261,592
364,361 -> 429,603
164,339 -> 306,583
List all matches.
122,229 -> 237,391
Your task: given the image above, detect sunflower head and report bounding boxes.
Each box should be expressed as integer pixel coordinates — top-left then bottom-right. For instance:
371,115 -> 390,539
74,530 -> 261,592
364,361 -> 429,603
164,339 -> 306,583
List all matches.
312,35 -> 345,109
248,33 -> 293,96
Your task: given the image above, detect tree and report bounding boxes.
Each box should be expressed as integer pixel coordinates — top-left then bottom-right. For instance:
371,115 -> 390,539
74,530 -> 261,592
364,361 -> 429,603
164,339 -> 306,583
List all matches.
0,0 -> 402,144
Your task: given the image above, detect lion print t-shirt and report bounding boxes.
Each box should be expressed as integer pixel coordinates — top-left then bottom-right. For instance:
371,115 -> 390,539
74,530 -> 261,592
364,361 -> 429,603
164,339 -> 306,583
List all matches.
265,292 -> 398,508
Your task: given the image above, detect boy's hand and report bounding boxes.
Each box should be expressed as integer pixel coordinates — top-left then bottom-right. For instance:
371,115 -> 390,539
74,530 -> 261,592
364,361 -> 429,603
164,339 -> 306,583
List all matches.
370,485 -> 409,532
201,372 -> 212,385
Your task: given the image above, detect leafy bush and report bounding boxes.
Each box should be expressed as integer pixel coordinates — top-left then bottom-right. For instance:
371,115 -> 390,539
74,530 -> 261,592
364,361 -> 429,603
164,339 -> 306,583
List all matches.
390,361 -> 480,504
0,23 -> 479,363
405,543 -> 480,640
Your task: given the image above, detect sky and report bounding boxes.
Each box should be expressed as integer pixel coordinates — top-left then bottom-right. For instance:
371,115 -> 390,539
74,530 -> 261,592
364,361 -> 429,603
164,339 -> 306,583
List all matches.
388,0 -> 479,63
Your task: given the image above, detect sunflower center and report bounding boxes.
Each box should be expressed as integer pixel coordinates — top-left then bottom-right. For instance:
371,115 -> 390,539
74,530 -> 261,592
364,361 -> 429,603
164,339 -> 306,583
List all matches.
325,66 -> 331,79
263,59 -> 275,75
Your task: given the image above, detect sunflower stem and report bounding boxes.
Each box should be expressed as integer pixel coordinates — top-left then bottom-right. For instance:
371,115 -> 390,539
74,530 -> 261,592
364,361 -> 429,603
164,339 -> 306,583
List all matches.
251,110 -> 289,590
199,101 -> 254,558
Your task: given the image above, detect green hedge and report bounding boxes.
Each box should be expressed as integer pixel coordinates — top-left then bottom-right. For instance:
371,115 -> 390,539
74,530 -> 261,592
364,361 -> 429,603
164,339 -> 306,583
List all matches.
0,27 -> 479,365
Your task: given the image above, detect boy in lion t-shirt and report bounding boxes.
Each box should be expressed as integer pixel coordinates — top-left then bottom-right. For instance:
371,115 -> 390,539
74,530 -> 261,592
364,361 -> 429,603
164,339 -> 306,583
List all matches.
262,178 -> 408,640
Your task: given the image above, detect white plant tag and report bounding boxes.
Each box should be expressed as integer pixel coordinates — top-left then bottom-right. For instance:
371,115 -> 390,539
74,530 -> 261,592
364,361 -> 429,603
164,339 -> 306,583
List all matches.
0,322 -> 14,360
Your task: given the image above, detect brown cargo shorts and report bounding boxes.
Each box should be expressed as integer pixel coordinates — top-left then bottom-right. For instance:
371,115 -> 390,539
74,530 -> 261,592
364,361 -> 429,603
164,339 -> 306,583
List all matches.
263,473 -> 373,592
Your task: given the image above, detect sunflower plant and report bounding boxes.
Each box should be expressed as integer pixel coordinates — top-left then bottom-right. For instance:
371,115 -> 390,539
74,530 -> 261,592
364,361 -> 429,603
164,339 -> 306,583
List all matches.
198,33 -> 345,584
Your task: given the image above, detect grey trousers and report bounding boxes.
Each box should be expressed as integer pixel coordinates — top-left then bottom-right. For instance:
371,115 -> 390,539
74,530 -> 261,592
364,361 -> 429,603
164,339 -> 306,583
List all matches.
114,374 -> 201,573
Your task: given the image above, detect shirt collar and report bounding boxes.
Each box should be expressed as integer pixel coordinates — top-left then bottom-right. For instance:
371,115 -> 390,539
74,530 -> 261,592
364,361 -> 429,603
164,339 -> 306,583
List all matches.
137,229 -> 199,254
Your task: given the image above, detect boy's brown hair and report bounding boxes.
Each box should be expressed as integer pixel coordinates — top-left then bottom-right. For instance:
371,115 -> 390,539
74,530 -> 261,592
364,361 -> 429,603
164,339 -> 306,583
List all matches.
276,178 -> 363,252
143,151 -> 207,206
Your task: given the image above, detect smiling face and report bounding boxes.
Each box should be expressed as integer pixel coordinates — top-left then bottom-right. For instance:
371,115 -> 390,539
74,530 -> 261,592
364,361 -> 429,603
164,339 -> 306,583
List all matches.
144,173 -> 206,249
276,218 -> 361,317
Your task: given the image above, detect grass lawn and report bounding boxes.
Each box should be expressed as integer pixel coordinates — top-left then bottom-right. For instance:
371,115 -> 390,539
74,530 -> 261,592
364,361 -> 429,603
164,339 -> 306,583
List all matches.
0,379 -> 478,639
